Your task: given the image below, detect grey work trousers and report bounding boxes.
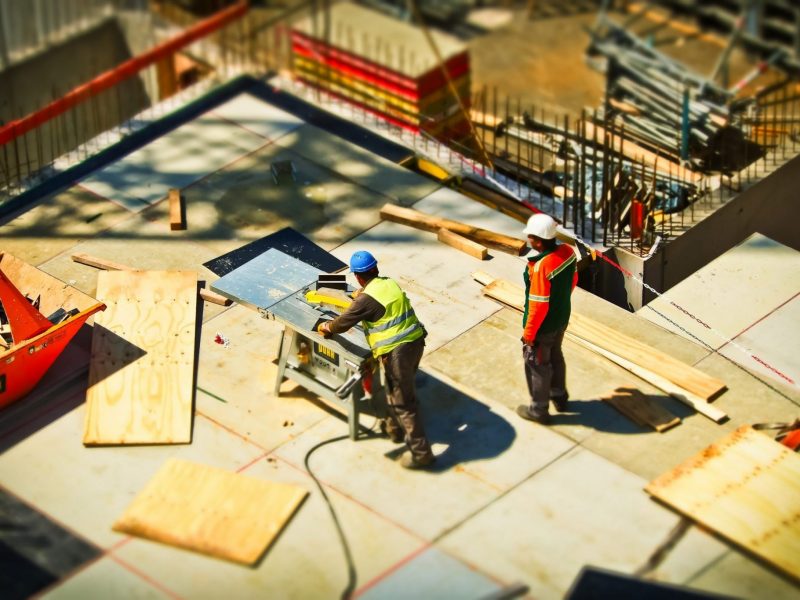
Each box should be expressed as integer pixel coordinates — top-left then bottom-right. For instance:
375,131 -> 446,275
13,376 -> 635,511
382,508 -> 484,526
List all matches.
382,335 -> 432,460
522,325 -> 568,418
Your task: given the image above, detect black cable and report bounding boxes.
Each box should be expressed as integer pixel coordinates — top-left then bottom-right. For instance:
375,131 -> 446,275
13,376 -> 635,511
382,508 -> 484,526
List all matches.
303,434 -> 358,600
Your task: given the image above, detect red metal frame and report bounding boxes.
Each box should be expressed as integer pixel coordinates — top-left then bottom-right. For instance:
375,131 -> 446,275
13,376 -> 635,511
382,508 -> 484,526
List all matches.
0,1 -> 249,147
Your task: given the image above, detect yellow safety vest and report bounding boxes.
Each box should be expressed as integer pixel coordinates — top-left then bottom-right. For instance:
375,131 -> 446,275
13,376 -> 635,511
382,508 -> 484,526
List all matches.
362,277 -> 424,357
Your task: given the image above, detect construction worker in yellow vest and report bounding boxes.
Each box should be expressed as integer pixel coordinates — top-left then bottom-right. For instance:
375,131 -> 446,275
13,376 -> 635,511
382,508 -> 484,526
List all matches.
317,250 -> 435,469
517,213 -> 578,425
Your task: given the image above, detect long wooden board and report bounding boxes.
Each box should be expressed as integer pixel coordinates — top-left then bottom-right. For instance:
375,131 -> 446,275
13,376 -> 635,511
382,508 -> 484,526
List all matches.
472,272 -> 727,403
646,426 -> 800,582
380,203 -> 527,256
83,270 -> 197,445
601,387 -> 680,433
113,458 -> 308,565
574,337 -> 727,423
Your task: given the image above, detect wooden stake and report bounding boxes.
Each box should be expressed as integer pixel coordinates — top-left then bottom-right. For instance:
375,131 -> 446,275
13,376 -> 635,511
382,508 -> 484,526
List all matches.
169,188 -> 186,231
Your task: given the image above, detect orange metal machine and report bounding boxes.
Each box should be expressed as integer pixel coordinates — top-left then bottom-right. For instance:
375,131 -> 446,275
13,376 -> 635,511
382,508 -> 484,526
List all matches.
0,253 -> 105,409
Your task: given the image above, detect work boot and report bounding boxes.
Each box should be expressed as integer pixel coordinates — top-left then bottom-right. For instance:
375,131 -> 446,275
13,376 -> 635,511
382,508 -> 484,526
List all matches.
551,392 -> 570,413
516,405 -> 550,425
400,452 -> 436,470
379,418 -> 404,444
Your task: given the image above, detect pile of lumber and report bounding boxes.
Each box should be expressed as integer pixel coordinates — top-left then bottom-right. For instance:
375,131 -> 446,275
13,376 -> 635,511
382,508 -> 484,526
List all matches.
291,2 -> 471,141
380,203 -> 527,258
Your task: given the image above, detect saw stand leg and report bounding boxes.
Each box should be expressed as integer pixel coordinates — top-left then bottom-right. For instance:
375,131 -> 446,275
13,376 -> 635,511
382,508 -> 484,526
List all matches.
274,328 -> 292,396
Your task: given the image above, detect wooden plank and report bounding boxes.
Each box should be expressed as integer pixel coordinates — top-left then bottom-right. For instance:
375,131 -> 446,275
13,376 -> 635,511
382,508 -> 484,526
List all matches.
113,458 -> 308,565
573,337 -> 727,423
199,287 -> 232,306
71,252 -> 131,272
646,425 -> 800,582
569,312 -> 727,401
601,387 -> 681,433
71,253 -> 229,307
380,203 -> 527,256
83,270 -> 197,445
437,228 -> 488,260
470,272 -> 727,402
169,188 -> 185,231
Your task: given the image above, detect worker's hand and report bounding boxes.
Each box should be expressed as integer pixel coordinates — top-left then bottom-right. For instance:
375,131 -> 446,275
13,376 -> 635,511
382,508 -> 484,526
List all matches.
521,336 -> 534,347
317,321 -> 333,338
350,289 -> 362,299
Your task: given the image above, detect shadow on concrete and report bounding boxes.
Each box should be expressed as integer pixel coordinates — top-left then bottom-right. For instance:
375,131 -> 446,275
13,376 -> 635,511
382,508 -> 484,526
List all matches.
415,370 -> 516,471
547,393 -> 691,434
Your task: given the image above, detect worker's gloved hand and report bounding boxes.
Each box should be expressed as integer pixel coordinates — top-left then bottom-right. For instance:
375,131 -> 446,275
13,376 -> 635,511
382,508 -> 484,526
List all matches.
317,321 -> 333,338
351,289 -> 362,299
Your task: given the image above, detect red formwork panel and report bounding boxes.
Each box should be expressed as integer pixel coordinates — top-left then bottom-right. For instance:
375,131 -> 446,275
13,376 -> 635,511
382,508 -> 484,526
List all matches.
0,258 -> 105,409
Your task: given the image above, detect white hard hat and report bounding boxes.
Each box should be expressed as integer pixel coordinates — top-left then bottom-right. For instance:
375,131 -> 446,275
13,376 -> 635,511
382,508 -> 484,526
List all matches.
523,213 -> 557,239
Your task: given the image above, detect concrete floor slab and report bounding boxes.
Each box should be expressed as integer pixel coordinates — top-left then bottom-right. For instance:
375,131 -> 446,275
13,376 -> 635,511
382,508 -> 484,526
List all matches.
418,366 -> 576,490
209,92 -> 303,142
438,447 -> 727,599
176,141 -> 393,257
196,304 -> 331,451
35,215 -> 220,299
717,294 -> 800,388
423,308 -> 654,445
111,456 -> 423,599
273,124 -> 440,205
272,415 -> 501,541
686,547 -> 800,600
0,188 -> 132,267
79,110 -> 268,211
640,234 -> 800,354
358,547 -> 501,599
41,556 -> 168,599
0,408 -> 263,549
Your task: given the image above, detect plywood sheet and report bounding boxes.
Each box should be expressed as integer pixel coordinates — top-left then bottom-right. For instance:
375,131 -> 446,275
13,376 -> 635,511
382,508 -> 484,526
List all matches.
646,425 -> 800,581
113,458 -> 308,565
83,270 -> 197,445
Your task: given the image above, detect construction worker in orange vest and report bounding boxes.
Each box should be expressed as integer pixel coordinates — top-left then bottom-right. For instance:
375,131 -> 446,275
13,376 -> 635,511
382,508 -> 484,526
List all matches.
517,213 -> 578,425
318,250 -> 435,470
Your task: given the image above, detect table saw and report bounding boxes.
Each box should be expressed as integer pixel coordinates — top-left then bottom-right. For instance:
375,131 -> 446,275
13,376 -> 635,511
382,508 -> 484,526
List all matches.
211,248 -> 382,439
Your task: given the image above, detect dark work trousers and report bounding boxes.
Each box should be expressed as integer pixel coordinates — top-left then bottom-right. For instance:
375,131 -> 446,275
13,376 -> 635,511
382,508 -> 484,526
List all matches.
522,325 -> 568,418
382,336 -> 432,460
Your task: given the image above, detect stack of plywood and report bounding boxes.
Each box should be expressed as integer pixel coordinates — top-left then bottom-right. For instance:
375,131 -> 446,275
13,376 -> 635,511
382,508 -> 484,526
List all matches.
291,2 -> 471,141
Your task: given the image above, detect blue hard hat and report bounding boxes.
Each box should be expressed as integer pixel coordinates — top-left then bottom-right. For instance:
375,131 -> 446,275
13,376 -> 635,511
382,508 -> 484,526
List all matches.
350,250 -> 378,273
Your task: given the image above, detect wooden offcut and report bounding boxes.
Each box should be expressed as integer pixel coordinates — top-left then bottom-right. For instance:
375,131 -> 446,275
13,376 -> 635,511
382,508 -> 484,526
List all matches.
471,272 -> 728,410
83,270 -> 197,445
113,458 -> 308,565
199,287 -> 232,307
381,203 -> 527,256
437,228 -> 488,260
601,387 -> 680,433
71,252 -> 132,272
646,426 -> 800,582
169,188 -> 185,231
